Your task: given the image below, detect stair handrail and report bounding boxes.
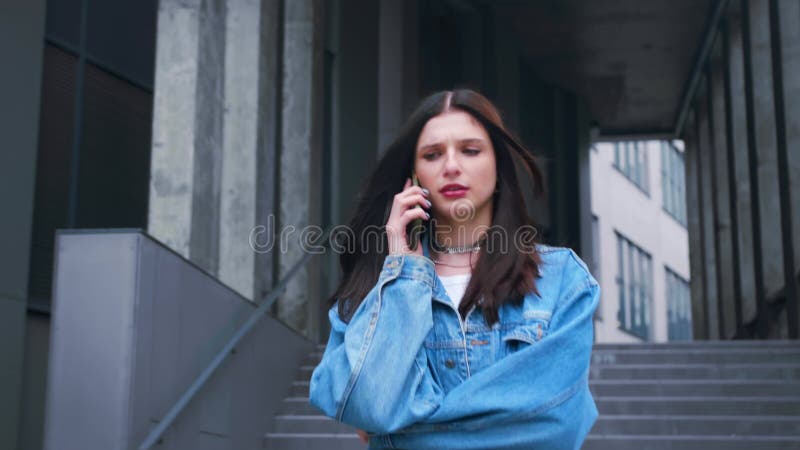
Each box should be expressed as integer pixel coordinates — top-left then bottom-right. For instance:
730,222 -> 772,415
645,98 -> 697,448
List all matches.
138,226 -> 334,450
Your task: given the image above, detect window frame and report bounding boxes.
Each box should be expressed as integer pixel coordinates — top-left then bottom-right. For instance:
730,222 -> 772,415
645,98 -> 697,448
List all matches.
661,141 -> 687,227
612,140 -> 650,196
665,266 -> 692,341
615,232 -> 653,340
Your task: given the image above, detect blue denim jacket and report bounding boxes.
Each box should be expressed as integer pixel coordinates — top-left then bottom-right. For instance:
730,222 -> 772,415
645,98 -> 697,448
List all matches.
309,236 -> 600,449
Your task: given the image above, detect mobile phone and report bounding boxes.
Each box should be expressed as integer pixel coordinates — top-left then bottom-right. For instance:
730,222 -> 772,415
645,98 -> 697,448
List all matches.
408,171 -> 423,251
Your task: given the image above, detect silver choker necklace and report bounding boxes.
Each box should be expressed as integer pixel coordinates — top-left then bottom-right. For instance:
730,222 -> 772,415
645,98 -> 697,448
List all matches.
431,236 -> 486,254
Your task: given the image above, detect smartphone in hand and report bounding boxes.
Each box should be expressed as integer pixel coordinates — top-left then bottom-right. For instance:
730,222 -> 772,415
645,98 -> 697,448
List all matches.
407,171 -> 424,251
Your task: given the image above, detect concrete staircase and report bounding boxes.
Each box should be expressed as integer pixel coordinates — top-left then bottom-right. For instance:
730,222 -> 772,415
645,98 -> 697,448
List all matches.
265,341 -> 800,449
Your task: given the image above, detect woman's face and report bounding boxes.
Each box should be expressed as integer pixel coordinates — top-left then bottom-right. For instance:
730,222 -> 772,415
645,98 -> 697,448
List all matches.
414,110 -> 497,223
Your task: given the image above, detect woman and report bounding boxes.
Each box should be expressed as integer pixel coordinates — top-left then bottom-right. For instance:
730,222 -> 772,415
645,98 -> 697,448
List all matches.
309,89 -> 599,449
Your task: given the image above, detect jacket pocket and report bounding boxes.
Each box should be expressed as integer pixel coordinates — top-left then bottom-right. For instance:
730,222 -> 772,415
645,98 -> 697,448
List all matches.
501,319 -> 548,356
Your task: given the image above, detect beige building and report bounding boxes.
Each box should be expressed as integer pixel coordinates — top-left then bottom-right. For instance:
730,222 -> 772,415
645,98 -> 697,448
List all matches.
591,140 -> 692,343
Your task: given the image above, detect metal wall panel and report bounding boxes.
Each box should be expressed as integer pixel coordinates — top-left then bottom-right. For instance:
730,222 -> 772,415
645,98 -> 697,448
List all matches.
44,231 -> 313,450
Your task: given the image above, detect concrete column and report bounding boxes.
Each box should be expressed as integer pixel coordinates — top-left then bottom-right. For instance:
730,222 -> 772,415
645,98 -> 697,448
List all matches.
378,0 -> 405,154
219,0 -> 280,300
709,46 -> 737,339
334,0 -> 378,221
684,109 -> 708,340
777,0 -> 800,272
726,7 -> 759,325
774,0 -> 800,334
278,0 -> 324,337
149,0 -> 226,275
0,1 -> 45,448
745,0 -> 785,301
698,87 -> 720,339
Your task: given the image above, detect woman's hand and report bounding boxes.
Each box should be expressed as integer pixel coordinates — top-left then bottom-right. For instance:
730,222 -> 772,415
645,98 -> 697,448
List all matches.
356,428 -> 369,444
385,178 -> 431,256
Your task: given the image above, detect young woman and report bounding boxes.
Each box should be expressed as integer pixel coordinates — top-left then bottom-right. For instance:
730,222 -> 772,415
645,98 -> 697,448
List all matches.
309,89 -> 599,449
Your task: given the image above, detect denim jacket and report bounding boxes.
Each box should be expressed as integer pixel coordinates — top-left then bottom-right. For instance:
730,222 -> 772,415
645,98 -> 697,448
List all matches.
309,235 -> 600,449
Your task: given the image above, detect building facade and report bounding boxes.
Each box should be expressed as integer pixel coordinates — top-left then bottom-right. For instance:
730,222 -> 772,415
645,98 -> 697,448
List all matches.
591,141 -> 692,343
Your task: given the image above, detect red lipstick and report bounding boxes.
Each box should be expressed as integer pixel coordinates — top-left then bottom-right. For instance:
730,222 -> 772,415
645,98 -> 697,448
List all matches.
440,183 -> 469,198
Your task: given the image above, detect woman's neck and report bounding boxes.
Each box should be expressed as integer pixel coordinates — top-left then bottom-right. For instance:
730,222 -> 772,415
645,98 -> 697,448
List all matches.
431,206 -> 492,248
428,206 -> 491,277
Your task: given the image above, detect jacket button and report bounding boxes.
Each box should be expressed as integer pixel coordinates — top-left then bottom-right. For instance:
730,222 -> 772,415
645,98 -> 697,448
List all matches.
444,359 -> 456,369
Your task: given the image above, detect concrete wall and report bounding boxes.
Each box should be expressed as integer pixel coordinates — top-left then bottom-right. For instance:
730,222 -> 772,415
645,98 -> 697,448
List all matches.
591,141 -> 690,343
44,231 -> 313,450
680,0 -> 800,339
0,1 -> 46,449
18,314 -> 50,450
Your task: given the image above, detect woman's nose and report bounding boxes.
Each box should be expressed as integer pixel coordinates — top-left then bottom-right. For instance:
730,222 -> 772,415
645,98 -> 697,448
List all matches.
443,150 -> 461,176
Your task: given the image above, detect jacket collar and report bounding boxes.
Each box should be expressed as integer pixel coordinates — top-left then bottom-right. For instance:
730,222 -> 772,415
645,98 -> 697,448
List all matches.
422,232 -> 480,317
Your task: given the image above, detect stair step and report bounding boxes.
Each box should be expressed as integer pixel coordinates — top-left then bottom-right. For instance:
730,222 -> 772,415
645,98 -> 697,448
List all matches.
593,341 -> 800,349
263,434 -> 800,450
593,414 -> 800,436
264,433 -> 363,450
590,348 -> 800,365
290,381 -> 309,397
299,363 -> 800,380
314,341 -> 799,352
595,396 -> 800,415
291,379 -> 800,397
281,395 -> 800,416
292,341 -> 800,449
264,433 -> 800,450
590,380 -> 800,396
271,413 -> 800,437
582,434 -> 800,450
303,349 -> 800,367
272,415 -> 356,434
589,363 -> 800,380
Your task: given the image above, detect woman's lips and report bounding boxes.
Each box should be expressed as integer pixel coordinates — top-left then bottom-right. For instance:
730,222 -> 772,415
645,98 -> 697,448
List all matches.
440,187 -> 469,198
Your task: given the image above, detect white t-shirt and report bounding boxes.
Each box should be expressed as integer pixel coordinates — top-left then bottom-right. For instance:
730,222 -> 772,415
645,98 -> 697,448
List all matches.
438,273 -> 472,310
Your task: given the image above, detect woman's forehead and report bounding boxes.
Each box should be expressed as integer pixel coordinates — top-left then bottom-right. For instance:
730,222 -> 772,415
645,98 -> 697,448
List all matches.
417,111 -> 489,146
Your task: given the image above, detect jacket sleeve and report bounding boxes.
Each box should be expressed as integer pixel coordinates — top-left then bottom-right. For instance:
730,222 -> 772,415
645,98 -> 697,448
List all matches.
377,250 -> 600,450
308,254 -> 445,433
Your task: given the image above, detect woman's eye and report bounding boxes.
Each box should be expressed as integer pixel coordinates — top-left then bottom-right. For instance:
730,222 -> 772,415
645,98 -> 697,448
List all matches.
463,148 -> 480,155
423,152 -> 440,161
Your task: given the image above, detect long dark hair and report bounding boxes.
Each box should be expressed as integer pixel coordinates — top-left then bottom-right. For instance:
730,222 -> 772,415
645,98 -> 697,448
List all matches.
328,89 -> 546,326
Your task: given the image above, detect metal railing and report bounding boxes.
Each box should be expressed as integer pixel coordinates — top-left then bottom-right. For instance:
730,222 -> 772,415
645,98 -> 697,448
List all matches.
138,227 -> 332,449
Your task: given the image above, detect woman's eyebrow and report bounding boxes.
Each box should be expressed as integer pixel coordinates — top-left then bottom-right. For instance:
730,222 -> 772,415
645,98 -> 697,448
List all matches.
418,138 -> 488,152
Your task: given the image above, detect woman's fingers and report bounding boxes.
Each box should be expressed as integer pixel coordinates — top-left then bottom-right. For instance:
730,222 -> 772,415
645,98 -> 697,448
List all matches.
385,178 -> 431,256
395,193 -> 431,211
356,429 -> 368,444
402,205 -> 430,221
393,186 -> 428,204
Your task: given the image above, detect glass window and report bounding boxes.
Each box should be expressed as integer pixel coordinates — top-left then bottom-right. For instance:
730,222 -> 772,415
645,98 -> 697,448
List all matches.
616,232 -> 653,340
662,141 -> 687,226
666,267 -> 692,340
613,140 -> 649,193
